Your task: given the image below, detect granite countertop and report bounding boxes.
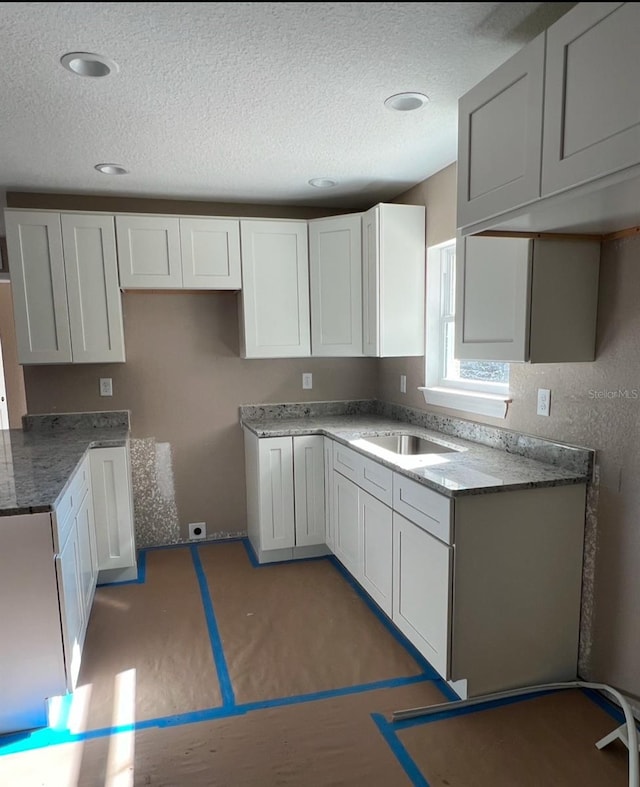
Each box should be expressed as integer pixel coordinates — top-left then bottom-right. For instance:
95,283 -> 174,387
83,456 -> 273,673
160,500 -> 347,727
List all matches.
0,412 -> 130,516
241,413 -> 590,497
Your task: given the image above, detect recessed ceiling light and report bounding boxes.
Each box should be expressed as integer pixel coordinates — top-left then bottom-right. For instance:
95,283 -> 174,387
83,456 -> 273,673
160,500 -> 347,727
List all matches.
308,178 -> 337,188
384,92 -> 430,112
60,52 -> 118,78
95,163 -> 128,175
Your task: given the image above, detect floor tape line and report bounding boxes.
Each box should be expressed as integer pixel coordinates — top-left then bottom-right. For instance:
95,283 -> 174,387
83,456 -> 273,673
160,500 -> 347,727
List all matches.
96,549 -> 147,587
0,674 -> 438,757
327,555 -> 447,686
189,544 -> 236,708
372,713 -> 430,787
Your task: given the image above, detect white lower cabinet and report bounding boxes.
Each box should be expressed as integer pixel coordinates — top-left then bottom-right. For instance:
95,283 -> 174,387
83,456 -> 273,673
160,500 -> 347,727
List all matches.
332,468 -> 393,617
325,438 -> 587,699
244,430 -> 328,563
333,471 -> 361,578
392,512 -> 452,678
90,446 -> 138,581
56,513 -> 86,691
360,489 -> 393,616
323,437 -> 335,551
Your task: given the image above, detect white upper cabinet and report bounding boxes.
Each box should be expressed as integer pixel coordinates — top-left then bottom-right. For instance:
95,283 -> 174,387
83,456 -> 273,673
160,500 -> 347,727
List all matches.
457,34 -> 545,230
239,220 -> 311,358
362,203 -> 425,357
61,214 -> 125,363
542,2 -> 640,197
6,210 -> 125,364
180,218 -> 241,289
455,234 -> 600,363
457,2 -> 640,235
116,215 -> 182,288
308,214 -> 363,357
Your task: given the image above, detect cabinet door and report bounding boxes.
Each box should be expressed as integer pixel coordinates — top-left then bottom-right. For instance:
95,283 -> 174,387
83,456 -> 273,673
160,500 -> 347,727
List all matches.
116,215 -> 182,288
309,214 -> 363,356
180,218 -> 242,289
362,206 -> 380,356
359,490 -> 392,616
240,220 -> 310,358
56,520 -> 85,690
61,213 -> 125,363
542,3 -> 640,197
455,235 -> 531,362
76,486 -> 97,632
392,513 -> 452,679
332,471 -> 361,578
90,447 -> 137,571
258,436 -> 295,550
293,435 -> 325,547
324,438 -> 335,551
457,34 -> 545,230
5,211 -> 72,364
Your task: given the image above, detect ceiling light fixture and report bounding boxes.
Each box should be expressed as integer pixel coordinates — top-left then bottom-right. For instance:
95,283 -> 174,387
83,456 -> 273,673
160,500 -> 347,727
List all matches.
60,52 -> 118,78
384,92 -> 429,112
308,178 -> 337,188
95,163 -> 128,175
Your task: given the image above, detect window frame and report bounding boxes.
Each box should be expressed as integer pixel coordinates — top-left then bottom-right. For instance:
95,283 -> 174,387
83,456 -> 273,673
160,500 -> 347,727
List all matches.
419,238 -> 512,419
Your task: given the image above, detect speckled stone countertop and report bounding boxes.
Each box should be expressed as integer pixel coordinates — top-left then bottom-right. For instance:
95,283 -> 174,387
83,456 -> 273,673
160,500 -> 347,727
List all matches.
0,412 -> 130,516
241,410 -> 591,497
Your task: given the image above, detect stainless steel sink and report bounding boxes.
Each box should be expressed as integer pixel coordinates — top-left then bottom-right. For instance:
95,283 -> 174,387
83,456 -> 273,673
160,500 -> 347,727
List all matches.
359,434 -> 458,455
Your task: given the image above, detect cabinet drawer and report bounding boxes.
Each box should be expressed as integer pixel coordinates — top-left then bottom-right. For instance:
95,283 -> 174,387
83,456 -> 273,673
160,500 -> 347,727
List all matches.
53,456 -> 90,552
332,442 -> 362,484
359,454 -> 393,506
393,473 -> 452,545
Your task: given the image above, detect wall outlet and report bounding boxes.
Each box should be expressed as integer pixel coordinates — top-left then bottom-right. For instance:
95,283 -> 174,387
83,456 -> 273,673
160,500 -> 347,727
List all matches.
188,522 -> 207,541
99,377 -> 113,397
302,372 -> 313,390
400,374 -> 407,394
537,388 -> 551,417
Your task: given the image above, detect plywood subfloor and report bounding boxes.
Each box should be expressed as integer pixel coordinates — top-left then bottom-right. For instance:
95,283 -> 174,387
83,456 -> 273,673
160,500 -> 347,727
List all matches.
0,540 -> 631,787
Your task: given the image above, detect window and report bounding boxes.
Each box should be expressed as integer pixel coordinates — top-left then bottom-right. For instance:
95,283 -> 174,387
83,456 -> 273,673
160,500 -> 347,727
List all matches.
419,239 -> 511,418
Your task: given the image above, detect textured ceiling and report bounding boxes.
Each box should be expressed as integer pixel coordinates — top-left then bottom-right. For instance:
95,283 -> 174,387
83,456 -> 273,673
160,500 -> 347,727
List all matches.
0,2 -> 576,210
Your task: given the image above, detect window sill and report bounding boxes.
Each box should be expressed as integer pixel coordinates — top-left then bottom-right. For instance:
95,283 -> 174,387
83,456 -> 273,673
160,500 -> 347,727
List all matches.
418,386 -> 511,419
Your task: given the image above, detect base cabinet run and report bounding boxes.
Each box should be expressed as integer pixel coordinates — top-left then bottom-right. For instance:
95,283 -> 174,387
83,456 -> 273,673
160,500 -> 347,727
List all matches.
329,442 -> 587,699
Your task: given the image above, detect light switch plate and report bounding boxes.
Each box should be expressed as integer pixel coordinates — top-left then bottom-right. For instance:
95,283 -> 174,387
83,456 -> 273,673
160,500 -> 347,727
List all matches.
537,388 -> 551,416
99,377 -> 113,397
400,374 -> 407,394
302,372 -> 313,390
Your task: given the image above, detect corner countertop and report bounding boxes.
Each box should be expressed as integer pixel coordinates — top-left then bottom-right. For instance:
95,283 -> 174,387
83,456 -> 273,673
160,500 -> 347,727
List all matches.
0,414 -> 130,516
241,414 -> 590,497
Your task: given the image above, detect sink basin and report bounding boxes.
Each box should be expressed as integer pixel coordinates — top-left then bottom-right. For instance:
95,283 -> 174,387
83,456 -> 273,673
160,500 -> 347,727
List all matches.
359,434 -> 458,455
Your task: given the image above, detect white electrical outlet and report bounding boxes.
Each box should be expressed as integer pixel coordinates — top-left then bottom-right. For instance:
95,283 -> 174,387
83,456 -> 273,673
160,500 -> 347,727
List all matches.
302,372 -> 313,390
400,374 -> 407,394
188,522 -> 207,541
99,377 -> 113,397
537,388 -> 551,417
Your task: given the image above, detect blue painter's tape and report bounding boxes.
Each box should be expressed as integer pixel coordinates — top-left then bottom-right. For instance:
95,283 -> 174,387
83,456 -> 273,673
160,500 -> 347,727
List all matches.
327,556 -> 444,684
583,687 -> 640,731
241,537 -> 329,569
96,549 -> 147,587
189,544 -> 236,708
372,713 -> 430,787
240,673 -> 434,714
0,674 -> 434,757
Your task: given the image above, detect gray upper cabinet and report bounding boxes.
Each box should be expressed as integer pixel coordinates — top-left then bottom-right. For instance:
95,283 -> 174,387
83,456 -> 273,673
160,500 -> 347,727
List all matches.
457,2 -> 640,235
456,33 -> 545,230
455,235 -> 600,364
541,2 -> 640,197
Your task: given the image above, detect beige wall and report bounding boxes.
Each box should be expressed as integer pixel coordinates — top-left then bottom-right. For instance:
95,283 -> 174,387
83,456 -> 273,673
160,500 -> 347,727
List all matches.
381,163 -> 640,697
0,281 -> 26,428
24,291 -> 378,536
